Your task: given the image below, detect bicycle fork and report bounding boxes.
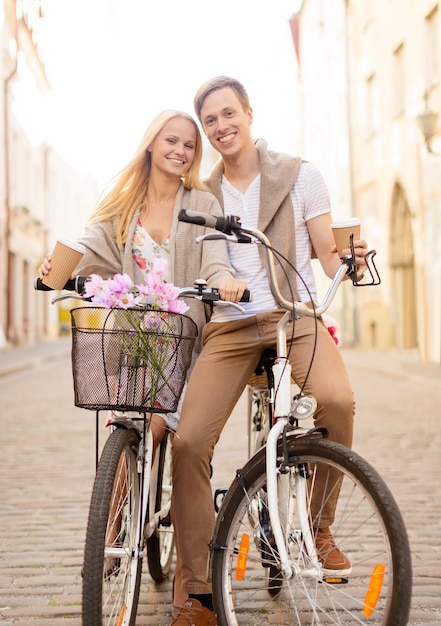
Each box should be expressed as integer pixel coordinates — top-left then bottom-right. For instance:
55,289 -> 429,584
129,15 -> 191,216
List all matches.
266,311 -> 322,580
139,425 -> 154,546
266,421 -> 323,580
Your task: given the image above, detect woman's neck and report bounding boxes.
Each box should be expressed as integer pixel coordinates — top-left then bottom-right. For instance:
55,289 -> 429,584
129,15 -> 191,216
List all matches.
146,175 -> 181,205
139,177 -> 181,243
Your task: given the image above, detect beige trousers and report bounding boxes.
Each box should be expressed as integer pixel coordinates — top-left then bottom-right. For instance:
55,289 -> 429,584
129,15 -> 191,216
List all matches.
172,310 -> 355,594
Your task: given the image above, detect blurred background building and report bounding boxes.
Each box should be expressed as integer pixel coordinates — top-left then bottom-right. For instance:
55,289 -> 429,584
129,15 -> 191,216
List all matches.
1,0 -> 97,346
1,0 -> 440,364
292,0 -> 440,363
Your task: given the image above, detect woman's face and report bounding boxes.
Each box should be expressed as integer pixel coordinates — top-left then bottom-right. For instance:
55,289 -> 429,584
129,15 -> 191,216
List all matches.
149,117 -> 198,178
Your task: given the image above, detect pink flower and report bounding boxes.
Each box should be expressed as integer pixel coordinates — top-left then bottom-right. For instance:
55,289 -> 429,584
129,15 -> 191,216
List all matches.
151,257 -> 168,277
85,261 -> 188,313
168,299 -> 189,314
141,311 -> 164,330
83,274 -> 105,299
322,314 -> 342,347
107,273 -> 133,294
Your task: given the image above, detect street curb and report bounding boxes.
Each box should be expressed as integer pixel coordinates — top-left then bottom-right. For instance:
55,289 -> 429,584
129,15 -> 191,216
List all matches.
0,341 -> 71,378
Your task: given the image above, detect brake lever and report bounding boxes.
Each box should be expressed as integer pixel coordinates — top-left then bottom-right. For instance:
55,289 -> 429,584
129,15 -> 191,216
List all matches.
51,293 -> 89,304
196,233 -> 253,244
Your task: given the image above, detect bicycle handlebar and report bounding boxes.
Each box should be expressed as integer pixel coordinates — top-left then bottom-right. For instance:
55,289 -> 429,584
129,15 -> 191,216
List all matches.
178,208 -> 380,318
34,276 -> 87,294
34,275 -> 251,307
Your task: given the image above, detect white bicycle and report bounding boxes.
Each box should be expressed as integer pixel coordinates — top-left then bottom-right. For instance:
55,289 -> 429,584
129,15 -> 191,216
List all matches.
35,275 -> 249,626
178,209 -> 412,626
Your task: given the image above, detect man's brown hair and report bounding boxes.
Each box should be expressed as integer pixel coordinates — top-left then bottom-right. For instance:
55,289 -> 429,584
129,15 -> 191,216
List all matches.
194,76 -> 250,122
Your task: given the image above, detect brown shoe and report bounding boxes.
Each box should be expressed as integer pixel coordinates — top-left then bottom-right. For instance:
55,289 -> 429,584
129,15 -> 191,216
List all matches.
169,598 -> 216,626
315,527 -> 352,575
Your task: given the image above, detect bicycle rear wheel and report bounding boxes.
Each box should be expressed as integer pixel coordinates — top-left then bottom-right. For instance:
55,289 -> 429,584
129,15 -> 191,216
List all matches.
82,427 -> 142,626
211,435 -> 412,625
146,429 -> 174,581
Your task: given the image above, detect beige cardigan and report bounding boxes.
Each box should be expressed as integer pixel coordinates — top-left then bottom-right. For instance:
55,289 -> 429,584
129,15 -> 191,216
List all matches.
203,139 -> 302,302
75,184 -> 235,349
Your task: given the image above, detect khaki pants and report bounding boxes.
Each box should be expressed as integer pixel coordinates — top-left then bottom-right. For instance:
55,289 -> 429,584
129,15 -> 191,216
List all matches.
172,310 -> 355,594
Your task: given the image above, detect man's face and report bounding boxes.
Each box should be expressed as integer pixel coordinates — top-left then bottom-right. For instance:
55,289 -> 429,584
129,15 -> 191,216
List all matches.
199,87 -> 253,157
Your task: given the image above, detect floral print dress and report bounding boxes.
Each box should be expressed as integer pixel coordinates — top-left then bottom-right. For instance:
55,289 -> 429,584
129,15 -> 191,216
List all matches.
132,218 -> 172,282
131,218 -> 181,431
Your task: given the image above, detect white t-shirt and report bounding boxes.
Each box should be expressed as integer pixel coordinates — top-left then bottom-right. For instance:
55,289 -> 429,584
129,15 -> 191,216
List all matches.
211,161 -> 331,322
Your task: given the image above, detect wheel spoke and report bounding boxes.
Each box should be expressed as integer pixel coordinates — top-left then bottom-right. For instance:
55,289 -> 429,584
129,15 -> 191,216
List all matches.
212,437 -> 412,625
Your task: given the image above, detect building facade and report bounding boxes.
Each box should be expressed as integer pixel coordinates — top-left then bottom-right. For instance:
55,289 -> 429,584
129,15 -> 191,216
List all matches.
294,0 -> 441,363
1,0 -> 97,347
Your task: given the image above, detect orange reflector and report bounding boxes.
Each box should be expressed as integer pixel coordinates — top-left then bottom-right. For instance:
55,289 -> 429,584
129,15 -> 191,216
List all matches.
116,604 -> 126,626
323,577 -> 348,584
235,533 -> 250,580
363,563 -> 386,617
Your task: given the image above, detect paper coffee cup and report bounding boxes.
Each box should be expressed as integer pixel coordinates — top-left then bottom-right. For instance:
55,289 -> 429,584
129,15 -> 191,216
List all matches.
331,218 -> 361,257
42,237 -> 86,290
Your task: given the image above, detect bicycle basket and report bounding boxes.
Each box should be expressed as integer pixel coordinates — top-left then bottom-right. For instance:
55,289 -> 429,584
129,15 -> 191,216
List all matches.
70,307 -> 198,413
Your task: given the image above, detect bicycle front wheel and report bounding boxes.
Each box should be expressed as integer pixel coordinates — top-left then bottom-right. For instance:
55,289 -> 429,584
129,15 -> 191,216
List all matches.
212,436 -> 412,625
82,427 -> 142,626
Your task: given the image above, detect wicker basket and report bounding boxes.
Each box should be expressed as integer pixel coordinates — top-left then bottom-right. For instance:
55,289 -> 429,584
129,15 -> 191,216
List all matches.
70,307 -> 197,413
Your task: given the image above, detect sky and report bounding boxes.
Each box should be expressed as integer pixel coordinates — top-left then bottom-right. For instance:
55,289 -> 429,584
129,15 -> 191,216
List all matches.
39,0 -> 303,187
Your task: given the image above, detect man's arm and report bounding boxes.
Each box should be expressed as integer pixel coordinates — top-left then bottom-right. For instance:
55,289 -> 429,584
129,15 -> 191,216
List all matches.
307,213 -> 368,280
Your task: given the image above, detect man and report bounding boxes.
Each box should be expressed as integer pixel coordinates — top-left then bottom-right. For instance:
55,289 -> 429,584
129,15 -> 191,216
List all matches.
170,76 -> 368,626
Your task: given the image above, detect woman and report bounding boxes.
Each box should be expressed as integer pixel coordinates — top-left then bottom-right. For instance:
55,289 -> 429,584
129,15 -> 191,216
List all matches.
39,109 -> 247,613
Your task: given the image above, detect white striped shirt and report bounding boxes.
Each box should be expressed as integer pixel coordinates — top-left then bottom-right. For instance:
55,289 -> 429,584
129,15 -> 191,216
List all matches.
211,161 -> 331,322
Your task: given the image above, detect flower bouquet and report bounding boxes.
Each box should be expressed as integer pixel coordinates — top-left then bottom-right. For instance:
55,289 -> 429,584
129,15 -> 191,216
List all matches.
70,259 -> 197,413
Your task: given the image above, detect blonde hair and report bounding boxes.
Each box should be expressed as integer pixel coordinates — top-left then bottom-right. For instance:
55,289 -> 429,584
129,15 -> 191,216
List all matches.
88,110 -> 203,248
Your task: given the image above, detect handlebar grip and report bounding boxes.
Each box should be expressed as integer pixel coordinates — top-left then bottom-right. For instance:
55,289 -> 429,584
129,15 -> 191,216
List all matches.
210,288 -> 251,303
241,289 -> 251,303
34,277 -> 54,291
178,208 -> 242,235
34,276 -> 86,294
178,208 -> 218,229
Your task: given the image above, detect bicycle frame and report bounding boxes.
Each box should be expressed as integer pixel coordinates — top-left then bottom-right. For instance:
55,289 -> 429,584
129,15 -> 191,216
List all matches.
182,209 -> 381,584
177,209 -> 412,625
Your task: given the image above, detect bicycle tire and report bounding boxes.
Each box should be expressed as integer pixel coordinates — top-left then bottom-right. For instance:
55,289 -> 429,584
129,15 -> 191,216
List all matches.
82,427 -> 142,626
146,429 -> 175,581
211,435 -> 412,626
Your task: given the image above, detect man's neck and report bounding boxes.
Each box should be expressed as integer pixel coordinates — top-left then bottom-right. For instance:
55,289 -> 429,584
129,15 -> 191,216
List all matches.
222,143 -> 260,193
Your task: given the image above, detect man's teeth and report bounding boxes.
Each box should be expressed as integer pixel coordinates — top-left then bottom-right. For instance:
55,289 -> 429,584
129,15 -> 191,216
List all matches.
219,133 -> 235,143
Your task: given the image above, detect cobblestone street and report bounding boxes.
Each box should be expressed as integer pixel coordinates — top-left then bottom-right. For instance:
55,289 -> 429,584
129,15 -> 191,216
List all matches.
0,339 -> 440,624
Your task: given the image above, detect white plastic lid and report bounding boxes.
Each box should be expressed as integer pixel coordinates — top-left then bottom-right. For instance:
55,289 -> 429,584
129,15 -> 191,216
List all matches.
56,236 -> 86,254
331,217 -> 361,228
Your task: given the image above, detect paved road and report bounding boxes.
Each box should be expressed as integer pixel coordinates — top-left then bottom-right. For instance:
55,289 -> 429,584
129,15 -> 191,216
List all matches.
0,339 -> 440,625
